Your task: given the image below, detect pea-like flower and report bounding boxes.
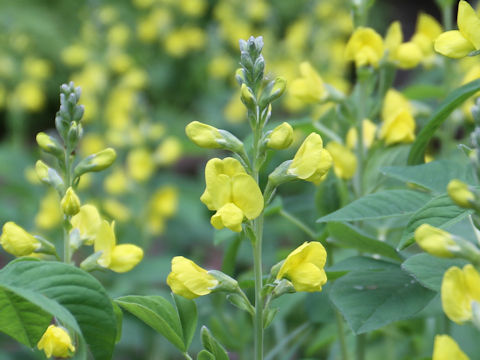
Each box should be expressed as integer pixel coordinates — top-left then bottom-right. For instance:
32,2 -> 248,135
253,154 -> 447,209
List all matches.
276,242 -> 327,292
385,21 -> 423,69
447,179 -> 475,209
289,62 -> 326,103
433,335 -> 469,360
167,256 -> 219,299
435,1 -> 480,59
37,325 -> 75,358
414,224 -> 457,258
379,89 -> 416,145
345,27 -> 384,68
0,222 -> 41,257
441,264 -> 480,324
94,220 -> 144,273
287,133 -> 333,185
325,141 -> 357,180
346,119 -> 377,150
200,157 -> 263,232
411,13 -> 443,61
71,204 -> 102,245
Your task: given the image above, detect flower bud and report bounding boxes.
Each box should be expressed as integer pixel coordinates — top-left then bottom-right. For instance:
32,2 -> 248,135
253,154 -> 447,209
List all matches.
414,224 -> 458,258
185,121 -> 223,148
74,148 -> 116,177
61,187 -> 81,216
240,83 -> 256,109
36,132 -> 63,157
109,244 -> 144,273
447,179 -> 475,208
37,325 -> 75,358
208,270 -> 239,293
1,221 -> 41,257
266,122 -> 293,150
35,160 -> 64,192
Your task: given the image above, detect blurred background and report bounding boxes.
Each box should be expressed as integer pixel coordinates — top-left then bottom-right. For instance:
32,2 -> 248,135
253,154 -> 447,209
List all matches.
0,0 -> 469,359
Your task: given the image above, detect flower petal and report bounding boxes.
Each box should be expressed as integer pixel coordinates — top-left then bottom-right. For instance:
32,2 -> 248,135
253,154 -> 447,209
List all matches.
232,174 -> 264,219
458,0 -> 480,50
441,266 -> 472,323
434,30 -> 475,58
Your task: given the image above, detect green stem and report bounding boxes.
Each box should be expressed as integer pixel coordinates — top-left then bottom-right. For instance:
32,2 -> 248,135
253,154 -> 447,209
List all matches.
356,334 -> 366,360
253,215 -> 264,360
279,209 -> 317,241
183,352 -> 193,360
313,120 -> 343,144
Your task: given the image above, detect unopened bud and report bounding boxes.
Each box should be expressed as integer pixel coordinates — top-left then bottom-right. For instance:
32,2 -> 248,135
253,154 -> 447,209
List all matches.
36,132 -> 63,157
185,121 -> 223,148
208,270 -> 239,293
35,160 -> 64,192
447,179 -> 475,208
61,187 -> 81,216
74,148 -> 117,177
266,122 -> 293,150
414,224 -> 458,258
241,83 -> 256,110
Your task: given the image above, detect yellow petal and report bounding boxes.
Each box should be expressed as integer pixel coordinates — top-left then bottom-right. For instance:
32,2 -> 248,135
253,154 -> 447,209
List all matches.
287,262 -> 327,292
463,264 -> 480,301
414,224 -> 456,258
380,108 -> 416,145
200,174 -> 231,210
94,220 -> 116,267
232,174 -> 264,219
211,203 -> 244,232
433,335 -> 470,360
385,21 -> 403,54
441,266 -> 472,323
458,0 -> 480,50
434,30 -> 475,58
394,42 -> 423,69
288,133 -> 324,179
325,142 -> 357,180
109,244 -> 144,273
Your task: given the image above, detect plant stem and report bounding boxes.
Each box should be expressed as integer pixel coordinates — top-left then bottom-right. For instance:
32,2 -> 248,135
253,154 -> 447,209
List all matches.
63,147 -> 72,264
253,216 -> 264,360
355,334 -> 365,360
279,209 -> 317,241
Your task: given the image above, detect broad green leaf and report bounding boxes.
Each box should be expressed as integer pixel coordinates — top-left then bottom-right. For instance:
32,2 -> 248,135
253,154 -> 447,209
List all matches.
112,301 -> 123,343
317,190 -> 430,223
327,222 -> 402,261
408,78 -> 480,165
398,194 -> 471,250
201,326 -> 230,360
0,259 -> 116,360
381,160 -> 475,193
329,266 -> 436,334
402,84 -> 447,100
402,254 -> 469,292
116,295 -> 185,351
326,256 -> 399,280
173,294 -> 197,351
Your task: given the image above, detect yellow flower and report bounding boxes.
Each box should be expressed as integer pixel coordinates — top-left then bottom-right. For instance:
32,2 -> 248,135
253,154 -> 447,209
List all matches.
37,325 -> 75,358
71,204 -> 102,245
345,119 -> 377,150
385,21 -> 422,69
185,121 -> 223,148
435,1 -> 480,58
23,57 -> 51,80
104,168 -> 129,195
149,186 -> 178,218
325,142 -> 357,180
441,264 -> 480,323
345,27 -> 384,68
103,199 -> 131,222
127,148 -> 155,182
433,335 -> 469,360
267,122 -> 293,150
35,190 -> 62,230
412,13 -> 443,61
290,62 -> 327,103
61,187 -> 81,216
12,81 -> 45,111
61,44 -> 89,67
94,220 -> 143,273
0,222 -> 41,257
380,89 -> 416,145
414,224 -> 457,258
287,133 -> 333,185
447,179 -> 475,208
155,137 -> 182,166
200,158 -> 263,232
277,242 -> 327,292
167,256 -> 219,299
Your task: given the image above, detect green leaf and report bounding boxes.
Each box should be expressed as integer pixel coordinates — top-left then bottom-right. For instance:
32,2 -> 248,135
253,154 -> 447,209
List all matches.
381,160 -> 475,193
408,78 -> 480,165
317,190 -> 430,223
326,256 -> 399,280
0,259 -> 116,360
198,350 -> 215,360
173,294 -> 197,351
397,193 -> 471,250
329,266 -> 436,334
402,84 -> 447,100
201,326 -> 230,360
116,295 -> 185,351
112,301 -> 123,343
327,222 -> 402,261
402,254 -> 469,292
